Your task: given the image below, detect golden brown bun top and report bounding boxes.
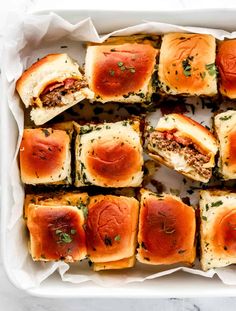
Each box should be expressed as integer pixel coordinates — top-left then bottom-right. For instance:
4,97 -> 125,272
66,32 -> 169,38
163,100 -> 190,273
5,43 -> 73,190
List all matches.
20,128 -> 70,182
138,189 -> 195,264
17,54 -> 62,91
216,39 -> 236,98
158,33 -> 217,96
86,195 -> 139,262
85,42 -> 157,101
214,110 -> 236,179
27,203 -> 86,261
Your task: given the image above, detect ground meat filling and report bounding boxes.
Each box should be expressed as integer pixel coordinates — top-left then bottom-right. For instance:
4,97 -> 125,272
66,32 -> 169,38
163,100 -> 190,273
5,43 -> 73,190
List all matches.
38,78 -> 88,108
148,131 -> 211,179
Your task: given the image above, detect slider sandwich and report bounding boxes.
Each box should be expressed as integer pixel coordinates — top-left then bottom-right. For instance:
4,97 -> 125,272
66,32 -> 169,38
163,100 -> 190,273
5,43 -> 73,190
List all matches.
137,189 -> 196,265
158,33 -> 217,96
85,35 -> 158,103
200,190 -> 236,270
147,113 -> 218,183
16,53 -> 94,125
216,39 -> 236,99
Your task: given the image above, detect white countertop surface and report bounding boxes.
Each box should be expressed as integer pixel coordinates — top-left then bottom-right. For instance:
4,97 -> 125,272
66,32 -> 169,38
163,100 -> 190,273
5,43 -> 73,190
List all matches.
2,0 -> 236,309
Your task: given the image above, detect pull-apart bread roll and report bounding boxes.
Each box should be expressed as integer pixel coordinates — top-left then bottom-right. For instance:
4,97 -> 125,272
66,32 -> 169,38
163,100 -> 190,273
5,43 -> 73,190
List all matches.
158,33 -> 217,96
147,113 -> 218,183
216,40 -> 236,99
25,192 -> 88,262
137,189 -> 196,265
75,120 -> 143,187
215,110 -> 236,180
16,53 -> 94,125
86,195 -> 139,270
200,190 -> 236,271
85,35 -> 158,103
20,128 -> 71,185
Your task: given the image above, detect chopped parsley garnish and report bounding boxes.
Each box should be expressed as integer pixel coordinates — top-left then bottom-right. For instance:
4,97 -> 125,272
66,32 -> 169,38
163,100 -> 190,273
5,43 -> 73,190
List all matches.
205,63 -> 218,76
114,235 -> 121,241
170,188 -> 180,196
202,216 -> 207,221
42,128 -> 50,137
200,72 -> 206,80
211,200 -> 223,207
141,242 -> 147,249
104,236 -> 112,246
116,61 -> 135,73
77,202 -> 88,218
219,115 -> 232,121
182,56 -> 193,77
56,230 -> 72,244
80,125 -> 93,134
70,229 -> 77,235
109,69 -> 115,76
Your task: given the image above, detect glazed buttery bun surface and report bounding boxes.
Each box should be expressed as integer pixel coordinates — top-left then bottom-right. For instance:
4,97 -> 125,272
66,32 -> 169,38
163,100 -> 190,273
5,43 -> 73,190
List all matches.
75,120 -> 143,187
20,128 -> 71,185
158,33 -> 217,96
147,113 -> 218,183
137,189 -> 196,265
86,195 -> 139,263
216,39 -> 236,99
16,53 -> 93,125
85,37 -> 158,103
215,110 -> 236,180
200,190 -> 236,271
25,192 -> 88,261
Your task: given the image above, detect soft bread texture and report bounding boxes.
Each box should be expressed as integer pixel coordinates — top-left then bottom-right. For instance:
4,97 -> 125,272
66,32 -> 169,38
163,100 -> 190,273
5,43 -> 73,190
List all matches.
93,256 -> 135,271
16,53 -> 94,125
85,37 -> 158,103
147,113 -> 218,183
158,33 -> 217,96
86,195 -> 139,263
216,40 -> 236,98
137,189 -> 196,265
200,190 -> 236,271
20,128 -> 71,185
25,192 -> 88,262
75,120 -> 143,187
214,110 -> 236,180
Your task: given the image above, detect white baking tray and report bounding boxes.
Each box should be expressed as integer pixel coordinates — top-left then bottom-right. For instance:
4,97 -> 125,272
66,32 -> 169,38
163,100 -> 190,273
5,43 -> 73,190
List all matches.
2,8 -> 236,298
